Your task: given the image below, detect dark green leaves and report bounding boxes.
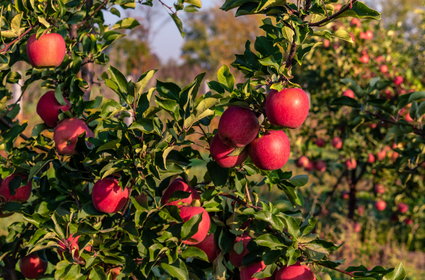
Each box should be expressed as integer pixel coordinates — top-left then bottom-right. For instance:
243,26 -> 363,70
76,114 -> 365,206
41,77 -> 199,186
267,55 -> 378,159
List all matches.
336,1 -> 381,20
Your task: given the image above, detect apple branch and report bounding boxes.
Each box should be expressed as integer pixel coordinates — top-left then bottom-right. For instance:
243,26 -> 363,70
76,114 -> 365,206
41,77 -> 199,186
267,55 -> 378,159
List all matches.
157,0 -> 176,14
0,26 -> 34,55
317,262 -> 355,277
309,0 -> 358,27
366,111 -> 425,137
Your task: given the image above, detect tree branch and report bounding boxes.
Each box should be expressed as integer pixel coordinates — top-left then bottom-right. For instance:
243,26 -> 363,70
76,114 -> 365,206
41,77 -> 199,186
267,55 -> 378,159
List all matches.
309,0 -> 358,27
317,262 -> 354,277
0,26 -> 35,54
366,111 -> 425,137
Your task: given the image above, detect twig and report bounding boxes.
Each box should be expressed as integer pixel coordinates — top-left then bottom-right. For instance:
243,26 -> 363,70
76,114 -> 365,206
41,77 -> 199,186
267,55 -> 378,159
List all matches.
158,0 -> 176,14
317,263 -> 355,277
0,26 -> 34,54
366,111 -> 425,137
219,193 -> 262,210
78,0 -> 109,28
309,0 -> 358,27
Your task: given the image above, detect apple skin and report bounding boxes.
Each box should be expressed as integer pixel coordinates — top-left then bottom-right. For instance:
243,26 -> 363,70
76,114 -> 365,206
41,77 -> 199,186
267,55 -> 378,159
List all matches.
92,178 -> 129,213
343,89 -> 355,99
249,130 -> 290,170
397,203 -> 409,214
374,184 -> 385,194
342,191 -> 349,200
179,206 -> 211,245
0,174 -> 32,202
26,33 -> 66,67
359,54 -> 369,64
394,76 -> 404,86
404,218 -> 413,225
210,135 -> 248,168
229,234 -> 252,267
218,106 -> 260,147
37,91 -> 71,127
380,65 -> 389,74
240,261 -> 271,280
367,153 -> 375,163
265,88 -> 310,129
345,159 -> 357,170
314,138 -> 325,147
54,118 -> 94,155
350,18 -> 361,27
331,137 -> 343,149
353,222 -> 362,233
274,264 -> 316,280
19,253 -> 47,279
314,160 -> 326,172
296,156 -> 310,169
377,149 -> 387,161
375,200 -> 387,211
193,233 -> 220,262
161,179 -> 200,207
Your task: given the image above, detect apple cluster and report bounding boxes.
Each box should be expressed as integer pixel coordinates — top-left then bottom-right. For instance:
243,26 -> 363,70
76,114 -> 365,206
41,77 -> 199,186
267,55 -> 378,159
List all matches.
210,88 -> 310,171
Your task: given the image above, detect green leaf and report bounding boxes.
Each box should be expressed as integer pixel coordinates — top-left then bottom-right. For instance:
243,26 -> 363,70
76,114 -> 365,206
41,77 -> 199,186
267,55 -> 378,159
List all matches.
112,17 -> 140,29
255,233 -> 286,249
336,1 -> 381,20
185,0 -> 202,8
161,260 -> 189,280
331,96 -> 360,108
289,175 -> 308,187
217,65 -> 235,90
171,14 -> 184,35
181,246 -> 209,262
181,213 -> 202,240
383,263 -> 406,280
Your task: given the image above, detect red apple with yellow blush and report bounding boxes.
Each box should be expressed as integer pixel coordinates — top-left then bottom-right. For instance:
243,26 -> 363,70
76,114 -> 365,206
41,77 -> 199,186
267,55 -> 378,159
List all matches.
26,33 -> 66,67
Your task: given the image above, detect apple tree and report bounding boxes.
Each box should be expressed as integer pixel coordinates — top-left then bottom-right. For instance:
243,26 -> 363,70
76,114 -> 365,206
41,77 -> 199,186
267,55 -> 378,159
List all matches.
0,0 -> 409,279
292,14 -> 424,249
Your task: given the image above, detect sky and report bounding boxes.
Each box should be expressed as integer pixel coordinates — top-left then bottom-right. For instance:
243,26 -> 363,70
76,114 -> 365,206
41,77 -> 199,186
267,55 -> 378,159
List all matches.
104,0 -> 218,63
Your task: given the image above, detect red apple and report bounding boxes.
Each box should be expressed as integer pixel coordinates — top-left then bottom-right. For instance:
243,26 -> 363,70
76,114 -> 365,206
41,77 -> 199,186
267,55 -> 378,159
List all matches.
359,54 -> 369,64
19,253 -> 47,279
377,149 -> 387,161
240,261 -> 271,280
314,138 -> 325,147
218,106 -> 260,147
229,234 -> 252,267
404,218 -> 413,225
92,178 -> 129,213
376,56 -> 385,63
375,200 -> 386,211
109,267 -> 122,280
314,160 -> 326,172
0,174 -> 31,202
394,76 -> 404,86
397,203 -> 409,214
249,130 -> 290,170
323,39 -> 330,48
57,234 -> 89,261
374,184 -> 385,194
296,156 -> 310,168
343,89 -> 355,99
331,137 -> 343,149
357,205 -> 365,216
383,89 -> 393,99
265,88 -> 310,129
342,191 -> 349,200
161,179 -> 200,207
37,91 -> 71,127
379,65 -> 388,74
350,18 -> 361,27
345,158 -> 357,170
274,263 -> 316,280
193,233 -> 220,262
179,206 -> 210,245
210,134 -> 248,168
26,33 -> 66,67
360,30 -> 373,40
367,153 -> 375,163
353,222 -> 362,233
54,118 -> 94,155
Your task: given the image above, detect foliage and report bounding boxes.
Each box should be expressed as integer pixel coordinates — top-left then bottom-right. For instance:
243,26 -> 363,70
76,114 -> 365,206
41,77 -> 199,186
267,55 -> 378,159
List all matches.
0,0 -> 413,279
